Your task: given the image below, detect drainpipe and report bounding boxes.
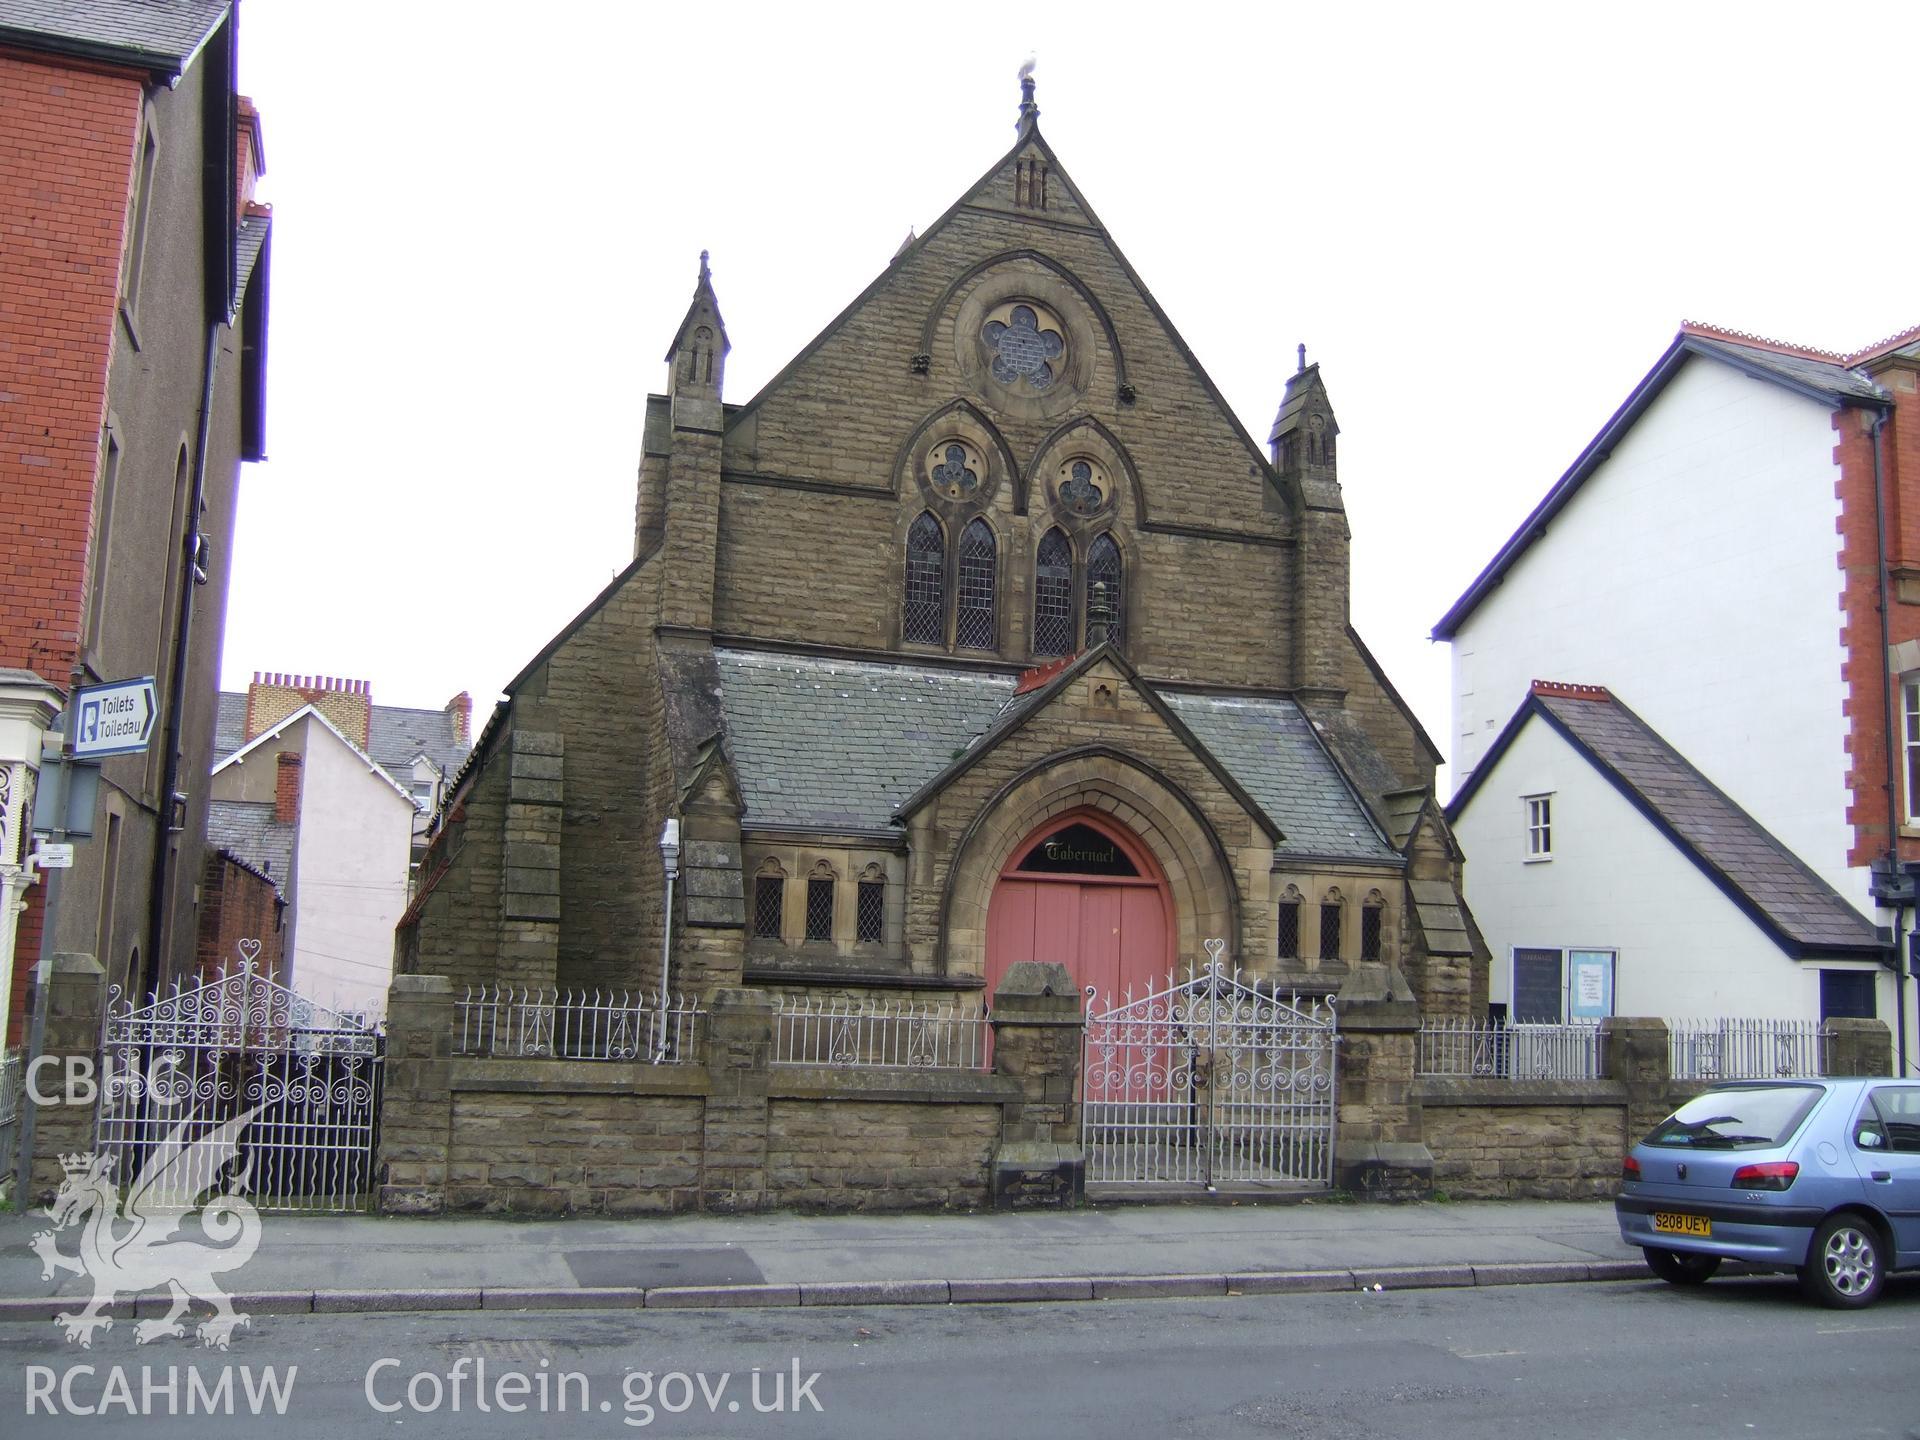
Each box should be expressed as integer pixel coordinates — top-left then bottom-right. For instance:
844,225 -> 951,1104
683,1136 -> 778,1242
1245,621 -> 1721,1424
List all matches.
655,817 -> 680,1060
1868,404 -> 1911,1076
144,320 -> 221,995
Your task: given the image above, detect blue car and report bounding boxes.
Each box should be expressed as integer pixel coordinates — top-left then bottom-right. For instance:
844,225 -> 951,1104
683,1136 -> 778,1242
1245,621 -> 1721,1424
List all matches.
1616,1078 -> 1920,1308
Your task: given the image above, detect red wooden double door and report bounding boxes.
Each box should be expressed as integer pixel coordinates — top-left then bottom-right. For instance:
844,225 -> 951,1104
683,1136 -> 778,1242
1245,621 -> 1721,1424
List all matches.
984,811 -> 1175,1004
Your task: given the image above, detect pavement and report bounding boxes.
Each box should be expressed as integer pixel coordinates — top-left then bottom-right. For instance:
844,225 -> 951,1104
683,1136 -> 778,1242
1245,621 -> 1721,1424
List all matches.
0,1196 -> 1653,1320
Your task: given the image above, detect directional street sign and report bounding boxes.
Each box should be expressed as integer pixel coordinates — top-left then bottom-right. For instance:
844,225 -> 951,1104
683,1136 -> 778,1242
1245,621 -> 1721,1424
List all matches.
71,676 -> 157,759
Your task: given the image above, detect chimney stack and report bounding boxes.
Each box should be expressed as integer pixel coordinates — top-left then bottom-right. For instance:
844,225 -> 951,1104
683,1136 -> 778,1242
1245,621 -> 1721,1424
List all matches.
275,752 -> 302,825
447,691 -> 472,748
246,670 -> 372,749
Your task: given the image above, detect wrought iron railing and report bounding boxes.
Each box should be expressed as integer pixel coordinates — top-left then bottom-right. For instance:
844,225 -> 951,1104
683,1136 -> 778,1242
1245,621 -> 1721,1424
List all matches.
771,996 -> 989,1070
0,1049 -> 21,1184
1669,1018 -> 1826,1081
1417,1019 -> 1604,1081
455,986 -> 703,1063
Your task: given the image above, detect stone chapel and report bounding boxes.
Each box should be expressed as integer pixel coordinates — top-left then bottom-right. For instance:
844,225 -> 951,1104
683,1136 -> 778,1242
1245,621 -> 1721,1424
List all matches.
398,77 -> 1485,1023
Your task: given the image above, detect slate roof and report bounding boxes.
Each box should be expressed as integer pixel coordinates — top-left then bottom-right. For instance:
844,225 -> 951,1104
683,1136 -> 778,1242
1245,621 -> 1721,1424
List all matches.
713,650 -> 1013,831
1682,335 -> 1885,405
1450,687 -> 1880,958
365,704 -> 468,783
234,211 -> 268,308
1408,878 -> 1475,957
0,0 -> 227,72
1160,693 -> 1398,862
214,691 -> 470,790
206,800 -> 293,894
711,648 -> 1397,863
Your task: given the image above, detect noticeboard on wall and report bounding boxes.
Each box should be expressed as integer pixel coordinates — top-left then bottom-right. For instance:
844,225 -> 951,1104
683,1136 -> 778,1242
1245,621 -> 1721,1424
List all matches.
1567,950 -> 1615,1020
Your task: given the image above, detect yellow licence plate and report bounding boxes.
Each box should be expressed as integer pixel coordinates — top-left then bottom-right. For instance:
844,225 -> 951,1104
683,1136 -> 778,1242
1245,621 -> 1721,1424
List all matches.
1652,1212 -> 1711,1237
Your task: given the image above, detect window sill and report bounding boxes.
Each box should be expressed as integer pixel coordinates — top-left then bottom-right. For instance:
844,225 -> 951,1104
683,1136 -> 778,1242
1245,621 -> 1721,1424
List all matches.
1522,855 -> 1553,865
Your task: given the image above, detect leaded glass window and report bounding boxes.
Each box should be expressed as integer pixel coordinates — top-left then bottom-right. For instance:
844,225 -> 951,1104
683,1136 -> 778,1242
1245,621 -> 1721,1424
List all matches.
956,518 -> 997,651
805,876 -> 834,942
904,511 -> 944,644
1034,528 -> 1074,657
1360,900 -> 1384,963
856,879 -> 885,944
753,876 -> 784,939
982,303 -> 1065,390
928,441 -> 980,500
1086,532 -> 1122,647
1319,902 -> 1342,962
1276,900 -> 1301,960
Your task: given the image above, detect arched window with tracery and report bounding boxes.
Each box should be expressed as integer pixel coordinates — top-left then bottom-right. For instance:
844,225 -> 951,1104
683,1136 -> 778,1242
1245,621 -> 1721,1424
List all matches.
1086,532 -> 1122,647
1034,527 -> 1074,656
956,518 -> 997,651
904,511 -> 945,644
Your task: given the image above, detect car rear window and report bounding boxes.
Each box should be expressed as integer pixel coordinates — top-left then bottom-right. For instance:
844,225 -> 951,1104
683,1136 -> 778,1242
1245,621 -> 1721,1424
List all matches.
1644,1085 -> 1823,1150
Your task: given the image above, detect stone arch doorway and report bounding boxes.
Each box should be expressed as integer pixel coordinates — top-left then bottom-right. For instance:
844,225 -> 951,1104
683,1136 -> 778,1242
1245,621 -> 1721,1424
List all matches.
984,808 -> 1174,1004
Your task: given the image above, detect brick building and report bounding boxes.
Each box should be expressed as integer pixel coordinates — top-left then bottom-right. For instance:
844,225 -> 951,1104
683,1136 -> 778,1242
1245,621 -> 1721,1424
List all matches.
0,1 -> 270,1044
402,79 -> 1481,1026
1437,321 -> 1920,1071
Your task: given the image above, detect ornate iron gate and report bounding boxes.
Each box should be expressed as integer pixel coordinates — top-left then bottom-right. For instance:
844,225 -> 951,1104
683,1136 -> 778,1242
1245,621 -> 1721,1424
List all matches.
96,956 -> 384,1212
1082,945 -> 1337,1188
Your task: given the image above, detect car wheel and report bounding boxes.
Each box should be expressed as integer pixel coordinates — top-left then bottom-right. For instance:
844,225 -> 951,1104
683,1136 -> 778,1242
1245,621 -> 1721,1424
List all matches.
1798,1214 -> 1884,1309
1644,1246 -> 1722,1286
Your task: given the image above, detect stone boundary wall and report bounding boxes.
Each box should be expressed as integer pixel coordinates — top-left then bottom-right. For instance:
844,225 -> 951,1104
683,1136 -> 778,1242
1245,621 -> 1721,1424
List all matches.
1417,1016 -> 1895,1202
378,970 -> 1058,1217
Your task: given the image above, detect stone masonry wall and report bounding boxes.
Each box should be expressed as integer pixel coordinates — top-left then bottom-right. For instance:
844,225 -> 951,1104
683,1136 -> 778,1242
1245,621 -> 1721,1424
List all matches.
1422,1086 -> 1629,1201
447,1090 -> 703,1215
766,1099 -> 998,1211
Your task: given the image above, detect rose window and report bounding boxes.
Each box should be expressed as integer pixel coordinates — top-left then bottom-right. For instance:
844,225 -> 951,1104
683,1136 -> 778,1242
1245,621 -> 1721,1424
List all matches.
982,303 -> 1065,391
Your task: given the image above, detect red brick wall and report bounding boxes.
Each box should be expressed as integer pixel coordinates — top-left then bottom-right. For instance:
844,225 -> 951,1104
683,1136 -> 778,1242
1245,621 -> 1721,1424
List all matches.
1837,377 -> 1920,867
195,851 -> 282,984
0,52 -> 142,677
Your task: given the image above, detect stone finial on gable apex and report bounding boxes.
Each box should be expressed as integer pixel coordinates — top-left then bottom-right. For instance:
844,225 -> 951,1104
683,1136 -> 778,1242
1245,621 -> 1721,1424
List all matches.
666,248 -> 730,399
1268,350 -> 1339,482
1016,57 -> 1039,136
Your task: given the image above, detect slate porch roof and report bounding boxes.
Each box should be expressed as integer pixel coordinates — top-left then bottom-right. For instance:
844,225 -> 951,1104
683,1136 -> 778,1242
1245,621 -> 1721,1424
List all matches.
1448,684 -> 1881,958
712,648 -> 1398,863
206,800 -> 293,895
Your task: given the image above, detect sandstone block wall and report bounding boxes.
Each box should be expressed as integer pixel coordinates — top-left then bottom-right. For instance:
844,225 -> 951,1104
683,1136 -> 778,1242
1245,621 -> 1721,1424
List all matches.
1420,1083 -> 1629,1201
766,1099 -> 998,1211
447,1090 -> 704,1215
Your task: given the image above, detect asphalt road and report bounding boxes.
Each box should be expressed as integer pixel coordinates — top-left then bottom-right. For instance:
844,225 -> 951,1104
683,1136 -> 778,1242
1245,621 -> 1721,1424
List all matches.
1,1275 -> 1916,1439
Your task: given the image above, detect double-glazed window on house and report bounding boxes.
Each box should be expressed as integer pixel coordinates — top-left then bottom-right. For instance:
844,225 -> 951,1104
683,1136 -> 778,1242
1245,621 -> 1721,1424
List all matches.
1905,682 -> 1920,824
1524,793 -> 1553,860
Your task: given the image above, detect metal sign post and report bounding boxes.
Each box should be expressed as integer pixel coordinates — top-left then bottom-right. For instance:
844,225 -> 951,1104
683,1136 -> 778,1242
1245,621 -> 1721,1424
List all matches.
15,677 -> 153,1200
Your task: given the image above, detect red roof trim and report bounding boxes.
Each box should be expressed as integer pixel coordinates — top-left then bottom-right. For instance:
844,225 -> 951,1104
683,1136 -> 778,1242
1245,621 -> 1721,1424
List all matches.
1530,680 -> 1612,702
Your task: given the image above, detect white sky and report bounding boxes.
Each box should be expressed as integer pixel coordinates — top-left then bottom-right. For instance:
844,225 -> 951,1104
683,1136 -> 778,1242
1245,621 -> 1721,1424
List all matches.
225,1 -> 1920,791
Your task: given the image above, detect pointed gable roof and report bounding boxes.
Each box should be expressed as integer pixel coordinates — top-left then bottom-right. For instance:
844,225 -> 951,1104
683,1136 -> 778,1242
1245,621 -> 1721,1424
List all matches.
1434,326 -> 1892,640
723,104 -> 1282,490
1448,682 -> 1880,958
